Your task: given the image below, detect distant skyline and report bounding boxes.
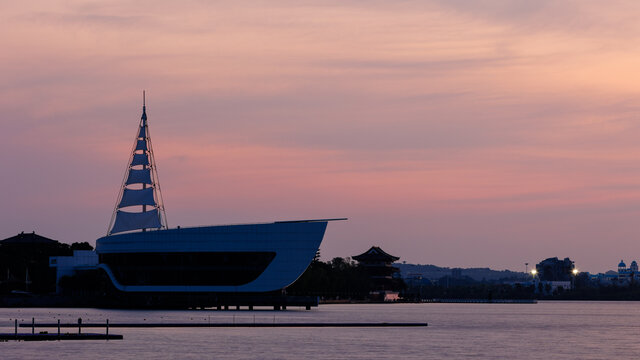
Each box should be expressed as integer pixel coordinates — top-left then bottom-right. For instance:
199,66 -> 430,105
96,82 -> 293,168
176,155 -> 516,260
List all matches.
3,1 -> 640,273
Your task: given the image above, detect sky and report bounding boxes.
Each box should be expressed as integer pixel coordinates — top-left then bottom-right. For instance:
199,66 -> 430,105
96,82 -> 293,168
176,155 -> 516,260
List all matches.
3,1 -> 640,273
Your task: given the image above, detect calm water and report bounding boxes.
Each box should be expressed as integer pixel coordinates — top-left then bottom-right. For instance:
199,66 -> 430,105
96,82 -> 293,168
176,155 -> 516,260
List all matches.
1,302 -> 638,359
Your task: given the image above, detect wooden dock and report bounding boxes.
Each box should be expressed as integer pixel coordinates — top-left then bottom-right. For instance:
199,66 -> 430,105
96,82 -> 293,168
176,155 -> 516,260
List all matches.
0,333 -> 123,341
22,322 -> 428,328
7,318 -> 122,341
12,318 -> 426,340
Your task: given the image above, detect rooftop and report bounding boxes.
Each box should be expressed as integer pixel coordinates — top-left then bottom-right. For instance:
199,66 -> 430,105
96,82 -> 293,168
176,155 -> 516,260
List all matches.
1,232 -> 59,245
353,246 -> 400,262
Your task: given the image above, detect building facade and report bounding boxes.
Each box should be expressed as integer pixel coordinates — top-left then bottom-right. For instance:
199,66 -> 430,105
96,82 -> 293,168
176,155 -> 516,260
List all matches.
617,260 -> 639,282
352,246 -> 401,301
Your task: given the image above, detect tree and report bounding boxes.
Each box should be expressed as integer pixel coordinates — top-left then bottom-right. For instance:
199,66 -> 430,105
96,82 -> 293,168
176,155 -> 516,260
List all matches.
70,242 -> 94,251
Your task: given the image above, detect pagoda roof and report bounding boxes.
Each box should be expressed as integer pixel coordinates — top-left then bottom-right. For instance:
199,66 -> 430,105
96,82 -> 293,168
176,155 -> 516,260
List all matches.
0,232 -> 59,245
352,246 -> 399,262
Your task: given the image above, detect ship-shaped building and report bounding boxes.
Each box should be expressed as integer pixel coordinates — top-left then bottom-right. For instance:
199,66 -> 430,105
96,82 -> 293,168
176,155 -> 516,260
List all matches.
51,94 -> 344,308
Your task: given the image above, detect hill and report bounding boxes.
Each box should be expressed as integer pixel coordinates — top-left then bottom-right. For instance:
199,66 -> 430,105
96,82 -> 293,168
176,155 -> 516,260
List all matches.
396,263 -> 527,282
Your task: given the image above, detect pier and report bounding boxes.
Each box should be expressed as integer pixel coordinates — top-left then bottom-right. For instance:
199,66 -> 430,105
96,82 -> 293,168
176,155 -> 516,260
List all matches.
0,333 -> 123,341
21,321 -> 427,328
4,318 -> 123,341
11,317 -> 426,341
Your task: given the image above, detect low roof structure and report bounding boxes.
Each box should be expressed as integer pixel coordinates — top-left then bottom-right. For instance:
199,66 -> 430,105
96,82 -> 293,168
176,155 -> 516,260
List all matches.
1,232 -> 58,245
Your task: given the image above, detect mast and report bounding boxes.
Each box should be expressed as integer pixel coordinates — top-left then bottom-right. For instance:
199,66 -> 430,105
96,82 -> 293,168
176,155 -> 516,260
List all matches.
142,91 -> 147,231
107,91 -> 168,235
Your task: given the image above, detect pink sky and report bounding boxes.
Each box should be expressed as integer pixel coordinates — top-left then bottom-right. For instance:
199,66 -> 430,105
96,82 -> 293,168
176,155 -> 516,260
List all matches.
3,1 -> 640,273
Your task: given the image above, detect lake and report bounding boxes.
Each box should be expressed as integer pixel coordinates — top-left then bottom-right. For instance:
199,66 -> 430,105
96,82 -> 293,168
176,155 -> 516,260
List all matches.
1,301 -> 637,359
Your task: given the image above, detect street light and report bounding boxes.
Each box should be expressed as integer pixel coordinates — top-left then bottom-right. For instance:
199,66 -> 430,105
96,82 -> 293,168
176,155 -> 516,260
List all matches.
572,268 -> 579,276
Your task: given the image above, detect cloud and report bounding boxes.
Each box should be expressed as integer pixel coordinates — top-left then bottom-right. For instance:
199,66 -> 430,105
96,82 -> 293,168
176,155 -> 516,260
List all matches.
23,11 -> 147,28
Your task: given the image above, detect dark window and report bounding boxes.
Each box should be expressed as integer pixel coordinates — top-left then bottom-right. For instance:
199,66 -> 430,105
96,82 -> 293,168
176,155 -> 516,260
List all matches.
99,252 -> 276,286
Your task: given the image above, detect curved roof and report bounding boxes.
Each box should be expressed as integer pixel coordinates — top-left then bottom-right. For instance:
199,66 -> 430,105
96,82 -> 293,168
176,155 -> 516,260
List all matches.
352,246 -> 399,262
619,260 -> 626,268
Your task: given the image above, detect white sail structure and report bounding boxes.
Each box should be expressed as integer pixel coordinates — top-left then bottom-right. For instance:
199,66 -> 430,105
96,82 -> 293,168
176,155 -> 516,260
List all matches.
107,92 -> 168,235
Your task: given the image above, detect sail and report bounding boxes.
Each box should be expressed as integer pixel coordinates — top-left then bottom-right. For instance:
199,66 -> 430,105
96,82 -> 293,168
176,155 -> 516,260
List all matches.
111,209 -> 162,234
135,139 -> 147,151
131,153 -> 150,167
118,187 -> 156,208
107,92 -> 168,235
126,168 -> 152,185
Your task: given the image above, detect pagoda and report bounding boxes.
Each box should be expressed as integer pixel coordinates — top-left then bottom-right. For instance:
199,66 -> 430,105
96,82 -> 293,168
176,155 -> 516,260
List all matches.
352,246 -> 401,301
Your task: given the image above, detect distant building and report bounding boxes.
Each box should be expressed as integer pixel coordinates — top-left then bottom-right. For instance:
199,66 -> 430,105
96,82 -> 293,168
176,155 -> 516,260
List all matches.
617,260 -> 639,283
0,232 -> 72,294
352,246 -> 401,301
533,257 -> 577,294
589,271 -> 618,285
536,257 -> 575,282
588,260 -> 640,285
49,251 -> 99,293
